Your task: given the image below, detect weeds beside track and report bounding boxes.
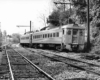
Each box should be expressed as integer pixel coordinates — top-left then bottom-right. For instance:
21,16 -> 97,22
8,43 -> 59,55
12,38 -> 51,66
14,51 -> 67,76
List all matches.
1,47 -> 55,80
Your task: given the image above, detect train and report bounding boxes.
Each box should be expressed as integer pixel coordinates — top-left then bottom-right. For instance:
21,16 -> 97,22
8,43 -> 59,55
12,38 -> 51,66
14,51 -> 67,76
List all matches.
20,24 -> 85,51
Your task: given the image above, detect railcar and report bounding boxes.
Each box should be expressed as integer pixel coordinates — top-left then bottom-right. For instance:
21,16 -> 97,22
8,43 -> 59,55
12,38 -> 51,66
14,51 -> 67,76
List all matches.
20,33 -> 30,47
20,24 -> 85,51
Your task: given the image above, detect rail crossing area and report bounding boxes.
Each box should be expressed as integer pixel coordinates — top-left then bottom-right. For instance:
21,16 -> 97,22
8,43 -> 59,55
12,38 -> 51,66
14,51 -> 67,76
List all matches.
1,46 -> 100,80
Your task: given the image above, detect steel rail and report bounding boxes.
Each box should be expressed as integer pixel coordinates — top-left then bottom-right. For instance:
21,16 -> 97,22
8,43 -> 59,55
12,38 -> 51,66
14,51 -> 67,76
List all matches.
27,48 -> 100,67
54,54 -> 100,67
23,48 -> 100,76
13,48 -> 55,80
5,49 -> 15,80
41,53 -> 100,76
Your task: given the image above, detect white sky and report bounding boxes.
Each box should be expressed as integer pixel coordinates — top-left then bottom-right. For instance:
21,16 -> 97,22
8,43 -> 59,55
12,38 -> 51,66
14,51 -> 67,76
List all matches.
0,0 -> 53,35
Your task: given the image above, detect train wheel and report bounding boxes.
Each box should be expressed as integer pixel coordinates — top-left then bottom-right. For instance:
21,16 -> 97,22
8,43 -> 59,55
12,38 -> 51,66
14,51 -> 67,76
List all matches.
33,44 -> 37,49
71,45 -> 79,52
56,45 -> 63,51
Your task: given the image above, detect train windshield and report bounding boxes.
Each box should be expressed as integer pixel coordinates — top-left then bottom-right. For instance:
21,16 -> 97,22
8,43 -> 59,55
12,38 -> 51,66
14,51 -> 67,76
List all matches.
80,30 -> 84,36
73,29 -> 78,35
67,29 -> 71,35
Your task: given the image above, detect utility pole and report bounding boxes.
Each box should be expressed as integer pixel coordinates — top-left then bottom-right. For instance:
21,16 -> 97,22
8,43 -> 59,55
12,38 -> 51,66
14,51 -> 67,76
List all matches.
17,20 -> 32,33
87,0 -> 90,51
17,21 -> 33,47
54,0 -> 72,24
54,0 -> 72,12
30,21 -> 31,32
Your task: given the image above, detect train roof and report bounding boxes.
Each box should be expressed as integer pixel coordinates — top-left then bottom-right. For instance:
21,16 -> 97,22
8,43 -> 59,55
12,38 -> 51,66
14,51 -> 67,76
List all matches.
20,33 -> 30,38
62,24 -> 85,29
21,24 -> 85,36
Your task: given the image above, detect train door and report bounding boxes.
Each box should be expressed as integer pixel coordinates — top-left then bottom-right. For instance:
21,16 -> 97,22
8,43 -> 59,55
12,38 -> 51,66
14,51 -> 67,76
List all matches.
72,29 -> 79,44
62,28 -> 72,44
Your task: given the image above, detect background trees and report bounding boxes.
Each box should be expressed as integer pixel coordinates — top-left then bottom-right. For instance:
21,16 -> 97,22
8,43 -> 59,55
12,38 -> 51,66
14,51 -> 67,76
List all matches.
47,0 -> 100,53
12,33 -> 20,43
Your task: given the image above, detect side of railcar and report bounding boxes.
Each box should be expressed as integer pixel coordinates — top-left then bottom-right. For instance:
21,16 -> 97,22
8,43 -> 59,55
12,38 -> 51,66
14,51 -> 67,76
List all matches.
31,24 -> 85,51
31,28 -> 63,50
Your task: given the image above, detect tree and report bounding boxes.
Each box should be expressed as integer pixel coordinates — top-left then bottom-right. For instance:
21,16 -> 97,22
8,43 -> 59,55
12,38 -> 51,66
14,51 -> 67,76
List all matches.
47,10 -> 60,26
39,13 -> 47,27
12,33 -> 20,43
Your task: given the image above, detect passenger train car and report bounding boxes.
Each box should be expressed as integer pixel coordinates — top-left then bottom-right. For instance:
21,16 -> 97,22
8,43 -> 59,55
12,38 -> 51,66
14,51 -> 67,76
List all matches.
20,24 -> 85,51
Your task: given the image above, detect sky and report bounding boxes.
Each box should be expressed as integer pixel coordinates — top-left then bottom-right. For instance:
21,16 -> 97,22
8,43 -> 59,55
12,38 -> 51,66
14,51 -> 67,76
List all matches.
0,0 -> 53,35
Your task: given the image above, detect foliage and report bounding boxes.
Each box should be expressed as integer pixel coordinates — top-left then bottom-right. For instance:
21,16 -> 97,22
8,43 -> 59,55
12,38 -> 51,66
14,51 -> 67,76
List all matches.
12,33 -> 20,43
48,0 -> 88,26
49,0 -> 100,53
47,10 -> 60,26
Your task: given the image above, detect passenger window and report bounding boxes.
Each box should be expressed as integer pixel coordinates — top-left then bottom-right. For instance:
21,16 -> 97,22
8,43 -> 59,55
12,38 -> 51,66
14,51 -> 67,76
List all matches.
57,32 -> 59,37
63,29 -> 64,34
49,34 -> 50,38
45,34 -> 47,38
40,35 -> 42,38
53,33 -> 55,37
35,36 -> 36,39
47,34 -> 49,38
50,34 -> 52,37
43,34 -> 45,38
67,29 -> 71,35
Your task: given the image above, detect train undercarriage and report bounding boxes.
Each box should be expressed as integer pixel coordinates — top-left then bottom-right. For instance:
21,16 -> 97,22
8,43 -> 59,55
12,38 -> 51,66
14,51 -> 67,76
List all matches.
20,43 -> 84,52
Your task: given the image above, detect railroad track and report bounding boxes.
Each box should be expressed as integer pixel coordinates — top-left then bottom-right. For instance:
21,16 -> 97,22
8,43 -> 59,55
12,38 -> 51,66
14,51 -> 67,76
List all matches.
0,47 -> 55,80
27,48 -> 100,76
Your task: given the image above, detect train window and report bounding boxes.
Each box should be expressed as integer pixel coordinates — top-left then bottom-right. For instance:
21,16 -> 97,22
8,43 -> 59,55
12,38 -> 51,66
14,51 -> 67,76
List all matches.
41,35 -> 43,38
46,34 -> 47,38
41,35 -> 42,38
57,32 -> 59,37
55,33 -> 56,37
73,29 -> 78,35
63,29 -> 64,34
50,34 -> 52,37
51,33 -> 53,37
53,33 -> 55,37
43,34 -> 45,38
67,29 -> 71,35
45,34 -> 47,38
48,34 -> 49,38
49,34 -> 50,37
37,35 -> 38,38
80,30 -> 83,36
